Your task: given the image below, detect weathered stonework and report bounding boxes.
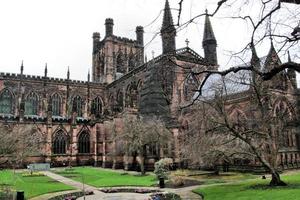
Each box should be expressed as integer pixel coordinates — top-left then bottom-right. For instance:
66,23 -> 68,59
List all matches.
0,0 -> 299,172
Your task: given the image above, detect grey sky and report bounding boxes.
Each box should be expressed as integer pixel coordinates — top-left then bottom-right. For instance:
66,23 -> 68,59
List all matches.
0,0 -> 298,85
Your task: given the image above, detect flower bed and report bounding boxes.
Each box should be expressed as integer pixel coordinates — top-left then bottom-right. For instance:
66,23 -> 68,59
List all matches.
100,187 -> 160,194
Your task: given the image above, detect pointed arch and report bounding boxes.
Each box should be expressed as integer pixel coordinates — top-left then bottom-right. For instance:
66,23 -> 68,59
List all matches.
116,90 -> 123,112
25,91 -> 39,115
273,97 -> 295,120
229,108 -> 248,130
128,53 -> 135,71
108,94 -> 115,113
72,95 -> 83,117
51,93 -> 62,116
125,83 -> 138,108
0,88 -> 14,114
78,131 -> 90,154
91,96 -> 103,118
52,130 -> 68,154
116,51 -> 126,74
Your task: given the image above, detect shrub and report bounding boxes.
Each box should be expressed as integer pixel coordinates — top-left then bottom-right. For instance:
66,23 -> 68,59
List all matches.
22,172 -> 45,177
154,158 -> 173,179
170,176 -> 185,187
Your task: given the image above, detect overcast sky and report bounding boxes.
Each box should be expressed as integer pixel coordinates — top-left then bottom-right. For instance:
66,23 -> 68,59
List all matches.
0,0 -> 298,85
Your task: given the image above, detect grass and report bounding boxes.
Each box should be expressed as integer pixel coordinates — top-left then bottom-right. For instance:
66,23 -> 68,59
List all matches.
55,167 -> 157,187
171,170 -> 257,185
194,171 -> 300,200
0,170 -> 74,199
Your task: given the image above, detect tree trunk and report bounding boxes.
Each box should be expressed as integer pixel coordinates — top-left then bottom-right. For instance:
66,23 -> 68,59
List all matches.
269,170 -> 287,186
139,154 -> 145,175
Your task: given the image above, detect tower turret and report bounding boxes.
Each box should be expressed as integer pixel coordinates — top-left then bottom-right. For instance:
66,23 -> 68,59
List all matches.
202,11 -> 218,65
136,26 -> 144,47
105,18 -> 114,37
92,32 -> 100,54
287,51 -> 297,89
44,63 -> 48,77
161,0 -> 176,54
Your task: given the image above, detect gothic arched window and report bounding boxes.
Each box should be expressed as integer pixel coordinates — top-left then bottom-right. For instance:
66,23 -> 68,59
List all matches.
52,131 -> 67,154
72,95 -> 83,117
116,52 -> 126,74
78,131 -> 90,154
91,97 -> 102,118
0,89 -> 13,114
116,91 -> 123,112
183,74 -> 198,101
52,93 -> 61,116
125,84 -> 138,108
25,92 -> 39,115
128,54 -> 135,71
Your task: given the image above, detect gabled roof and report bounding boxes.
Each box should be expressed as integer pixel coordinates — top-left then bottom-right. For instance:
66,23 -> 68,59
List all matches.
175,47 -> 208,65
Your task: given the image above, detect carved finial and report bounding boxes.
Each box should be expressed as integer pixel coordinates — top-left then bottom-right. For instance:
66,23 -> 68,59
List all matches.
67,66 -> 70,79
205,9 -> 208,15
20,60 -> 24,74
185,38 -> 190,47
88,70 -> 90,82
288,51 -> 292,62
44,63 -> 48,77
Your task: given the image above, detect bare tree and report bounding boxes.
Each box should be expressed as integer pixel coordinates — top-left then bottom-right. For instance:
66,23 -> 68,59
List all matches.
0,123 -> 45,169
174,0 -> 299,92
180,103 -> 251,173
112,115 -> 172,175
172,0 -> 299,186
181,62 -> 298,186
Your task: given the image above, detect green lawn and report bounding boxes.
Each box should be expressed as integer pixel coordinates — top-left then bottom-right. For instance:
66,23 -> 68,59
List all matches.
0,170 -> 74,199
55,167 -> 157,187
194,172 -> 300,200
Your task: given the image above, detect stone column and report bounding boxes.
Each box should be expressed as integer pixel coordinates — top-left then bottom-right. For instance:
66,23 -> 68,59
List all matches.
70,125 -> 78,166
45,126 -> 52,164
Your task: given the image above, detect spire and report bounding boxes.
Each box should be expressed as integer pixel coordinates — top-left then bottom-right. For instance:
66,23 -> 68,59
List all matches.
20,60 -> 24,75
161,0 -> 175,33
203,12 -> 216,43
264,39 -> 281,72
67,67 -> 70,79
44,63 -> 48,77
161,0 -> 176,54
288,51 -> 292,62
287,51 -> 296,88
87,70 -> 90,82
202,11 -> 218,65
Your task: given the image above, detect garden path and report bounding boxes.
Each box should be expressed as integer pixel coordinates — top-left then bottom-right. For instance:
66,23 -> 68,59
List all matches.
41,171 -> 202,200
43,171 -> 105,196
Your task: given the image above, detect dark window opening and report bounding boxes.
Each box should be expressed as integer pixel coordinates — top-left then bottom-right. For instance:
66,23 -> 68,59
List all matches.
91,97 -> 102,118
53,131 -> 67,154
25,92 -> 38,115
52,93 -> 61,116
78,131 -> 90,154
72,95 -> 83,117
0,89 -> 13,114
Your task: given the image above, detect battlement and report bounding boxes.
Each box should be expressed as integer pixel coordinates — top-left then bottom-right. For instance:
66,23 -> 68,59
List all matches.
112,35 -> 137,44
0,71 -> 106,88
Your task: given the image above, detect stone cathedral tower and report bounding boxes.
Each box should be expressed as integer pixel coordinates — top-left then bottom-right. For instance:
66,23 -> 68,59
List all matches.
92,19 -> 144,83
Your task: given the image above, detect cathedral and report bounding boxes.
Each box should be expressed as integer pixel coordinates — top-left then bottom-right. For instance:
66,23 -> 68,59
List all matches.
0,0 -> 299,171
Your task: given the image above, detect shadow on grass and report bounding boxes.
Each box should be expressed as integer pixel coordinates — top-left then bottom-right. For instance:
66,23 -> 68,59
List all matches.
248,183 -> 300,190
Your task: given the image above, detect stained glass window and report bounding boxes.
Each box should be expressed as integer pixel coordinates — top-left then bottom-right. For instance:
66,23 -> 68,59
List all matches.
0,89 -> 13,114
